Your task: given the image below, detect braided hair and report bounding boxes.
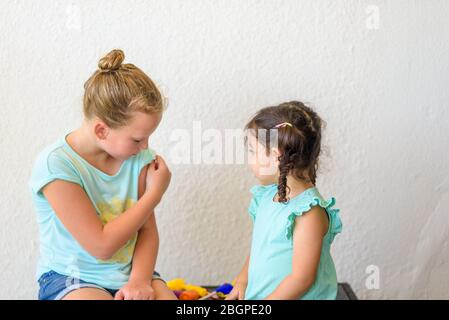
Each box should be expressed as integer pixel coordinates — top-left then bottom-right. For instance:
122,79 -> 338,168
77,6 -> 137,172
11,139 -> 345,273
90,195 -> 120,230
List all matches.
245,101 -> 323,203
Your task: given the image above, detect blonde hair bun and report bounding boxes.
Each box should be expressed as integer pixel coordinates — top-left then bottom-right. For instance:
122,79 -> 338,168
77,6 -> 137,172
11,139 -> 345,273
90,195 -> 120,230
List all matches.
98,49 -> 125,72
83,49 -> 163,127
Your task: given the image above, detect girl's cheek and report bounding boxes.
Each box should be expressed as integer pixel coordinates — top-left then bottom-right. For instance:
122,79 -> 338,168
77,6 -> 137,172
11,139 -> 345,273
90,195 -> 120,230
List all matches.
250,164 -> 260,177
120,143 -> 136,157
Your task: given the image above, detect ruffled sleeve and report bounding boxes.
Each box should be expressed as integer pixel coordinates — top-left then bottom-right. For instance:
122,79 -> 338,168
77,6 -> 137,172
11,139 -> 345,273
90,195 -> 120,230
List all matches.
285,195 -> 342,242
248,184 -> 275,222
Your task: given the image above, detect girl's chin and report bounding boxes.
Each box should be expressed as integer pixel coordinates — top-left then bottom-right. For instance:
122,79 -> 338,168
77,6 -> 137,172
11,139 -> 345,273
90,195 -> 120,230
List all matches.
114,154 -> 135,161
256,176 -> 277,185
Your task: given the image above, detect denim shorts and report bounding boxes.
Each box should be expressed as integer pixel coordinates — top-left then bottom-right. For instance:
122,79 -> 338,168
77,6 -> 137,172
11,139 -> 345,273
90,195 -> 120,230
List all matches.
38,270 -> 164,300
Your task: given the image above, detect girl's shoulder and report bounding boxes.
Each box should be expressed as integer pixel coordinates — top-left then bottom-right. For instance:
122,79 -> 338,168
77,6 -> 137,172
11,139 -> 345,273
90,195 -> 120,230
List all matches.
133,147 -> 157,177
285,187 -> 342,241
249,183 -> 277,198
32,135 -> 72,172
247,184 -> 277,222
134,148 -> 157,165
29,135 -> 80,196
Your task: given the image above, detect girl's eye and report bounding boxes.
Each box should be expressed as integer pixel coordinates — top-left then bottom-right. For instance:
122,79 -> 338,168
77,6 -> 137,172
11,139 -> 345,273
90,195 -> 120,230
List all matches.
133,140 -> 141,143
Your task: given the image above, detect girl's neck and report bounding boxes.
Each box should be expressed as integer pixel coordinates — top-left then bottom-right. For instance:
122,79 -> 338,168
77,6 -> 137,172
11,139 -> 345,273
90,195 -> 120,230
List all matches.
284,175 -> 315,198
272,176 -> 314,202
67,123 -> 111,163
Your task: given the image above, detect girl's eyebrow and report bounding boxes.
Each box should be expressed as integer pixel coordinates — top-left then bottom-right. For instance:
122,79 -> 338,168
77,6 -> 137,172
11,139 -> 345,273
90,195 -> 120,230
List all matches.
132,135 -> 147,140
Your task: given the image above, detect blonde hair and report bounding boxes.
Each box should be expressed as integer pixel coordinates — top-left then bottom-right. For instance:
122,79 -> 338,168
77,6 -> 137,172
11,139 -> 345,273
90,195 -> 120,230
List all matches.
83,49 -> 164,128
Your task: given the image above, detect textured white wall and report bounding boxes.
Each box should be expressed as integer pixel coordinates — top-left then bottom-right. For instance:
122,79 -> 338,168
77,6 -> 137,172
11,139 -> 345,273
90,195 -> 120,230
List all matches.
1,0 -> 449,299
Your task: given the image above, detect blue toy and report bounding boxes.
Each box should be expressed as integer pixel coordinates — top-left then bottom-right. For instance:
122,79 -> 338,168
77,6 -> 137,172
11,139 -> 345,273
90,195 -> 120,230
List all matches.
199,283 -> 233,300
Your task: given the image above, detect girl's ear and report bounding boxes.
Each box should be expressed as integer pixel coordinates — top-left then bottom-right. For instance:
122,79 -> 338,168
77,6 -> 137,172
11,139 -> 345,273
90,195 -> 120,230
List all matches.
94,120 -> 110,140
270,147 -> 281,165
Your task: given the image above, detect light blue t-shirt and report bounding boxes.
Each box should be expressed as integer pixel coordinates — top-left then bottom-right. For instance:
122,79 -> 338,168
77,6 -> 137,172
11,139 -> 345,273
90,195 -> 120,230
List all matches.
28,132 -> 156,289
245,184 -> 342,300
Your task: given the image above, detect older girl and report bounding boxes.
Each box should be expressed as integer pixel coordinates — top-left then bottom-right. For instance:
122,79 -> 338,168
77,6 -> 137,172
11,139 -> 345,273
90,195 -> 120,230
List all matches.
29,49 -> 176,300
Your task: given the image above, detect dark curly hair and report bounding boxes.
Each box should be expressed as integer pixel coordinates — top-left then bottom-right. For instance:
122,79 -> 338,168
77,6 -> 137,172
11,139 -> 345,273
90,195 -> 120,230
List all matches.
245,101 -> 324,203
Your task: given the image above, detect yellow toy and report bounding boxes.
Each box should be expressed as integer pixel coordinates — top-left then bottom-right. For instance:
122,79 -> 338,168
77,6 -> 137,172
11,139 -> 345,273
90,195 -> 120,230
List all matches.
167,278 -> 209,299
166,278 -> 186,291
167,278 -> 233,300
184,284 -> 208,297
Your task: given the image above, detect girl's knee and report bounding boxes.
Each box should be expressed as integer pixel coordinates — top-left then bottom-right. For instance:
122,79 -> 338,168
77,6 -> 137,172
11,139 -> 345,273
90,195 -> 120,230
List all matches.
151,279 -> 177,300
62,288 -> 114,300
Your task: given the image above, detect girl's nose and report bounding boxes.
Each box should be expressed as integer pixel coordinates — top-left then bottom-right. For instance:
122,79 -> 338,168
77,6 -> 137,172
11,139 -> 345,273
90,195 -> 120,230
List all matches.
140,139 -> 149,150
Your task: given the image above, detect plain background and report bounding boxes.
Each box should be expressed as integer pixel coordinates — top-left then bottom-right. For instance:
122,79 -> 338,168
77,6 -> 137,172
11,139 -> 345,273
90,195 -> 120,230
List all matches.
1,0 -> 448,299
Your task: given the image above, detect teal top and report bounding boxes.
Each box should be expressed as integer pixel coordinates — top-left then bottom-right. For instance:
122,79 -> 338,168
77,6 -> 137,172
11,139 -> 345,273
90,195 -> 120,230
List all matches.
245,184 -> 342,300
28,132 -> 156,289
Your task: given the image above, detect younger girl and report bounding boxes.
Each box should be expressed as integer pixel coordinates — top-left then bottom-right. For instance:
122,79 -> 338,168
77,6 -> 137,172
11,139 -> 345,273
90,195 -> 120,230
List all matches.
227,101 -> 342,300
29,49 -> 176,300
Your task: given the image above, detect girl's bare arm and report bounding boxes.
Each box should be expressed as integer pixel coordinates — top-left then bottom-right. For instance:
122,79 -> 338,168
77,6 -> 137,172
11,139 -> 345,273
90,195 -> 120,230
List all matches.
42,157 -> 170,260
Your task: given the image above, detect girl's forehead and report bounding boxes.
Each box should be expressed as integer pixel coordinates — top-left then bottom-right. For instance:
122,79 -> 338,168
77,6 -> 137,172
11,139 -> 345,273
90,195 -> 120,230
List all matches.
124,111 -> 161,134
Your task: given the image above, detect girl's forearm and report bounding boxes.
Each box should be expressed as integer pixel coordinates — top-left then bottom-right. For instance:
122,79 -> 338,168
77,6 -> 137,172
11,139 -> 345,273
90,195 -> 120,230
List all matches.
264,274 -> 315,300
235,255 -> 250,284
99,191 -> 161,259
129,217 -> 159,283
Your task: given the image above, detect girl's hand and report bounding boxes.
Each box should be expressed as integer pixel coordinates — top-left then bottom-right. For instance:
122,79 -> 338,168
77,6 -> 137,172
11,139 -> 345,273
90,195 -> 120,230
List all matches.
225,281 -> 247,300
145,155 -> 171,198
114,280 -> 155,300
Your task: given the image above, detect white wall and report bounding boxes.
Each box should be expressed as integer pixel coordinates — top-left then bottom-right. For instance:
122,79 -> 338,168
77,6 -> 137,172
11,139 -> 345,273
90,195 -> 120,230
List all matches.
1,0 -> 448,299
